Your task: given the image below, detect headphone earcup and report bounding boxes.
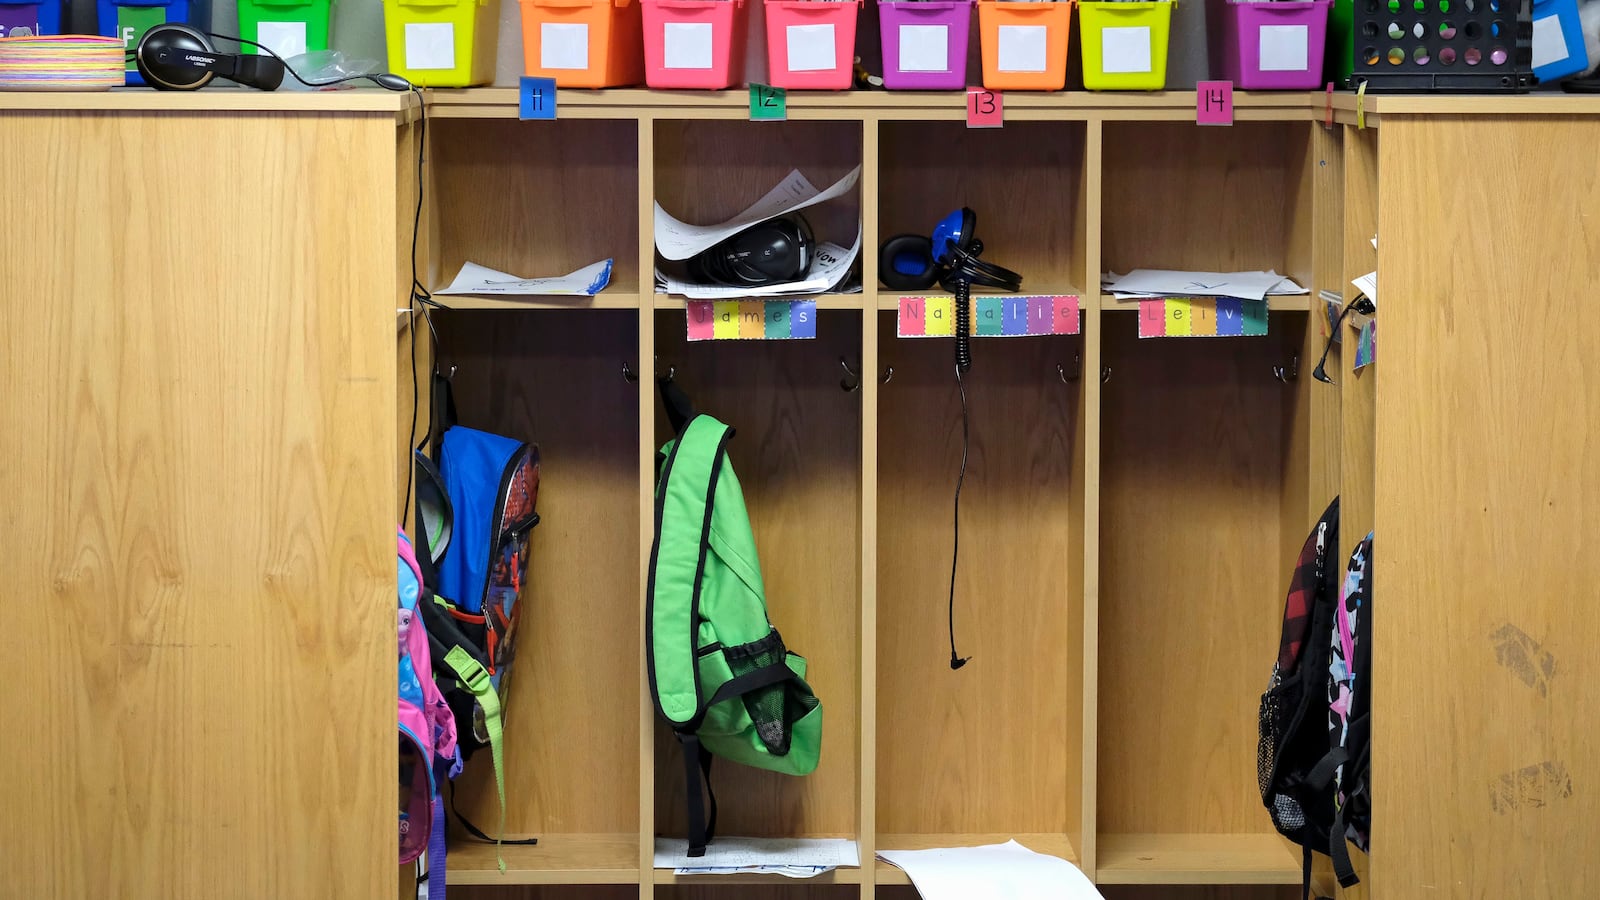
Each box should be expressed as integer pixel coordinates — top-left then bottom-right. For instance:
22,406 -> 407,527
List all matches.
879,234 -> 938,291
137,23 -> 216,90
232,53 -> 285,90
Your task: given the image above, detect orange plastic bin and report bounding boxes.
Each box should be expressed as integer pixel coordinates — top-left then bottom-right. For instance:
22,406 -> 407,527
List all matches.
977,0 -> 1072,90
520,0 -> 644,86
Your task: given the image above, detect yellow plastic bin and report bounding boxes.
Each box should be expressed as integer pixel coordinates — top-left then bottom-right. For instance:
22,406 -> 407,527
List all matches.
382,0 -> 499,85
1078,0 -> 1172,90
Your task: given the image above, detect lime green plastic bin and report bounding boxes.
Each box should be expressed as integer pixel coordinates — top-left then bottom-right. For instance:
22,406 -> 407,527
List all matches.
238,0 -> 331,57
1079,0 -> 1173,90
383,0 -> 499,85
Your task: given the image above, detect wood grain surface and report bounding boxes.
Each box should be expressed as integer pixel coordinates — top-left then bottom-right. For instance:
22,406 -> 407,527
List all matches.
431,119 -> 641,294
652,310 -> 863,839
1374,116 -> 1600,896
877,122 -> 1087,291
1098,314 -> 1301,835
0,111 -> 401,898
874,321 -> 1083,838
435,310 -> 642,840
1101,123 -> 1299,275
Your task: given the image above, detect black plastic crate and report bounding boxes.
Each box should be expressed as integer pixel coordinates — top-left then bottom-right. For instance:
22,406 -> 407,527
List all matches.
1352,0 -> 1534,91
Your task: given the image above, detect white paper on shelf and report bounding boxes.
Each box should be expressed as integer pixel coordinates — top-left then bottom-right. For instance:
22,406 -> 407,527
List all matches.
654,836 -> 860,876
436,259 -> 613,296
1103,269 -> 1308,301
654,166 -> 862,261
1352,271 -> 1377,305
877,840 -> 1103,900
656,226 -> 862,299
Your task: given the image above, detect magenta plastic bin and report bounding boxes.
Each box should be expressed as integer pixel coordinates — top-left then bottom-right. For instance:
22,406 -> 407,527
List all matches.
764,0 -> 860,89
1215,0 -> 1331,89
878,0 -> 973,89
642,0 -> 747,88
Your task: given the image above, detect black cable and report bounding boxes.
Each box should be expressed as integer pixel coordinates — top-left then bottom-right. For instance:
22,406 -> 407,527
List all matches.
1311,295 -> 1375,385
948,279 -> 972,671
402,89 -> 430,528
948,361 -> 971,671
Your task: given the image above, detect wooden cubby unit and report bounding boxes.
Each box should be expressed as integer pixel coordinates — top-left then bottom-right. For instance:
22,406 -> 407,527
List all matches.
412,93 -> 1362,899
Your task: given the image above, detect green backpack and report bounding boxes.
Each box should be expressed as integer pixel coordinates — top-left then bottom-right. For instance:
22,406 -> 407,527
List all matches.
646,384 -> 823,857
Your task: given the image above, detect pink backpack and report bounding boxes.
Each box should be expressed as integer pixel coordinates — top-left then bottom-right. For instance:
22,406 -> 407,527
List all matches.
399,528 -> 460,865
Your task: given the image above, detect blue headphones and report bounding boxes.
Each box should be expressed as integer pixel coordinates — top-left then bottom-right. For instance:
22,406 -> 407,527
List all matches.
878,208 -> 1022,292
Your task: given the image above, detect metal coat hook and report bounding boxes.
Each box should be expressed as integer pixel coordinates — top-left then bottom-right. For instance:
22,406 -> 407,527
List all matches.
1058,354 -> 1082,384
840,357 -> 861,392
1101,365 -> 1113,385
622,361 -> 639,383
1273,354 -> 1299,384
438,364 -> 457,380
881,365 -> 895,385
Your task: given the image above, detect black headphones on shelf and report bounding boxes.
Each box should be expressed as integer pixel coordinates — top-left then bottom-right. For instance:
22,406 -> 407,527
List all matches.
687,215 -> 815,287
879,208 -> 1022,293
135,23 -> 413,92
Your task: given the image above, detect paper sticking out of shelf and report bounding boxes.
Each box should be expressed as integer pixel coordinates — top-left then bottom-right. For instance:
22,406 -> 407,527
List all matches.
654,836 -> 860,877
1103,269 -> 1308,302
1371,234 -> 1378,249
877,840 -> 1103,900
654,165 -> 862,261
1351,271 -> 1377,306
436,259 -> 613,296
656,225 -> 862,300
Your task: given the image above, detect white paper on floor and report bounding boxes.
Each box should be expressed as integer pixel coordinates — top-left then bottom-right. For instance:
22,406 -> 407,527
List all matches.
877,840 -> 1104,900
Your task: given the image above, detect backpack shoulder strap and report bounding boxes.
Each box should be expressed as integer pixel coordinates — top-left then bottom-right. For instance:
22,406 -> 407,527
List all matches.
647,414 -> 735,730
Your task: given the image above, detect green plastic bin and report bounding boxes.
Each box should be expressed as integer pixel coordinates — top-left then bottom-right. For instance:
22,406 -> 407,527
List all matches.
237,0 -> 332,57
1326,0 -> 1352,87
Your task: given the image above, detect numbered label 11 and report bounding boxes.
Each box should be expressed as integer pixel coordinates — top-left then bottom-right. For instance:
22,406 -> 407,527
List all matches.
966,87 -> 1002,129
520,76 -> 557,120
750,84 -> 787,121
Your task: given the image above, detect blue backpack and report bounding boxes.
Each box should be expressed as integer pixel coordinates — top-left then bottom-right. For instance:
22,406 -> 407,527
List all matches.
414,377 -> 541,865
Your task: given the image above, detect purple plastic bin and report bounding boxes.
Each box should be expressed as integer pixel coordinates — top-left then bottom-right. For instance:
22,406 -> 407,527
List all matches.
879,0 -> 973,89
1216,0 -> 1331,90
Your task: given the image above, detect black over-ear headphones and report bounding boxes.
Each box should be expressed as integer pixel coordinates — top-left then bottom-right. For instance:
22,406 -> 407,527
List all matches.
687,215 -> 815,287
878,208 -> 1022,293
136,23 -> 414,91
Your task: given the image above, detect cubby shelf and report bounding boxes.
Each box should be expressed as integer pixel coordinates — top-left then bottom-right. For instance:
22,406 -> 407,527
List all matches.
874,834 -> 1078,885
445,833 -> 640,885
652,292 -> 865,310
655,868 -> 867,885
1099,294 -> 1313,312
436,289 -> 643,310
1094,833 -> 1302,885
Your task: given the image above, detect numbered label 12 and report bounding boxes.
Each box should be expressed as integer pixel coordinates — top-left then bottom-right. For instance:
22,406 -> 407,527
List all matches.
966,87 -> 1003,128
1196,80 -> 1233,126
520,76 -> 557,120
750,84 -> 786,121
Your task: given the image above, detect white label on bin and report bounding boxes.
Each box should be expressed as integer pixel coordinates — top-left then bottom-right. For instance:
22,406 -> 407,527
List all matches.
664,22 -> 715,69
1533,14 -> 1568,68
257,21 -> 308,59
1100,25 -> 1151,73
542,23 -> 590,69
1258,24 -> 1308,71
899,24 -> 949,72
997,24 -> 1047,72
404,22 -> 455,70
786,23 -> 836,72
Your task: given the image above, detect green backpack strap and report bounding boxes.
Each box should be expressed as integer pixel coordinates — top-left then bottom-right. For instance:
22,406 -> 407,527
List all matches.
443,647 -> 512,872
646,414 -> 733,731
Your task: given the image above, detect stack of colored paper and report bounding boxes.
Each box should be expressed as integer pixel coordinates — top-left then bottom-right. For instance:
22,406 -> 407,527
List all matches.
0,35 -> 125,91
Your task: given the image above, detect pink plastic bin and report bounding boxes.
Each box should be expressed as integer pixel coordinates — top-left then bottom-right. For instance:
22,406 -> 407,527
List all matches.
642,0 -> 747,87
764,0 -> 861,89
1215,0 -> 1330,89
878,0 -> 973,89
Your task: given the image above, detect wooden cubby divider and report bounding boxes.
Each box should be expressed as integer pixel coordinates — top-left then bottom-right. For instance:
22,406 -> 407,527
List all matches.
415,92 -> 1363,899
